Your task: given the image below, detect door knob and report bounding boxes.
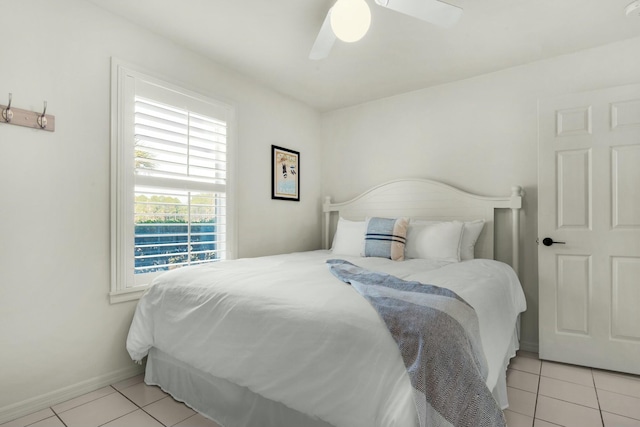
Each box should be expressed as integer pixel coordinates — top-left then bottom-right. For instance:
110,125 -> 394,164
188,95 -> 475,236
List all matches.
542,237 -> 566,246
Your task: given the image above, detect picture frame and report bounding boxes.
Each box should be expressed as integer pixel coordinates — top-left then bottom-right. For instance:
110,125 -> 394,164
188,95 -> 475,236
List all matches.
271,145 -> 300,201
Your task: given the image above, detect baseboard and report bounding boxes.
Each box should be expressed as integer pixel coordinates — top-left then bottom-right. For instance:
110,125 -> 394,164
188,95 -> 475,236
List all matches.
0,364 -> 144,425
519,339 -> 539,354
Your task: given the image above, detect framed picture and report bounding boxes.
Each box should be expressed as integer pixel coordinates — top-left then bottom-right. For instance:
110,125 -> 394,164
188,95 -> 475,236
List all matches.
271,145 -> 300,201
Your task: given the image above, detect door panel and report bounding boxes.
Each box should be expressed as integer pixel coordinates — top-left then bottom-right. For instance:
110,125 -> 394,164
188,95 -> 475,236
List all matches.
557,149 -> 591,229
611,99 -> 640,129
556,254 -> 591,335
612,145 -> 640,228
611,257 -> 640,341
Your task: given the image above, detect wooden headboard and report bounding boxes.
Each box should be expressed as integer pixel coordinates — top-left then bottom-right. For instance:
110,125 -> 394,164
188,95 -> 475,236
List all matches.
322,179 -> 523,275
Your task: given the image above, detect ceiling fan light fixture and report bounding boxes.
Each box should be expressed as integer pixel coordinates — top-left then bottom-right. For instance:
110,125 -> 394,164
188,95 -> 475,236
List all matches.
330,0 -> 372,43
626,0 -> 640,16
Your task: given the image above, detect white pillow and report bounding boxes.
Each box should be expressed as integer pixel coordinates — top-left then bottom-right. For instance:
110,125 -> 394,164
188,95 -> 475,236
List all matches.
405,220 -> 464,262
331,218 -> 366,256
460,219 -> 485,261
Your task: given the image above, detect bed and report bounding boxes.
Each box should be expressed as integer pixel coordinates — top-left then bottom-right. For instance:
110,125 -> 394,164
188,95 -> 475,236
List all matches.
126,178 -> 526,427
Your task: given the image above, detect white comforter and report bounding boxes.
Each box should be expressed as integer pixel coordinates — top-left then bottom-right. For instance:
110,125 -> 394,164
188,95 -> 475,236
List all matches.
127,250 -> 526,427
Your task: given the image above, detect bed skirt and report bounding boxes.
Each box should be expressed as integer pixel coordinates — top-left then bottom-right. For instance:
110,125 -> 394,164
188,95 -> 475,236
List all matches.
143,321 -> 519,427
145,347 -> 335,427
494,319 -> 521,410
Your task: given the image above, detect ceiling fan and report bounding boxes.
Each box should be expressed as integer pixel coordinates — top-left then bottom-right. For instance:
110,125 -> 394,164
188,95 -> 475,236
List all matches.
309,0 -> 463,60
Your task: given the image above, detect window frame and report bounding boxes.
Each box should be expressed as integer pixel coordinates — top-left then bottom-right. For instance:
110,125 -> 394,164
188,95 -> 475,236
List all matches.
110,58 -> 237,303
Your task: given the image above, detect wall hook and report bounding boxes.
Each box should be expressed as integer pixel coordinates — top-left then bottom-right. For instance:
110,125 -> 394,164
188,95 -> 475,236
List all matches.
37,101 -> 48,129
1,93 -> 13,123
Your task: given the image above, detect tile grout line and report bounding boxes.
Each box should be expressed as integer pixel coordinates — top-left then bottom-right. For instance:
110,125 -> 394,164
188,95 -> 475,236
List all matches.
590,368 -> 605,427
110,387 -> 168,427
92,403 -> 139,427
54,412 -> 68,427
505,354 -> 542,423
52,386 -> 138,427
22,411 -> 69,427
536,380 -> 606,411
50,387 -> 118,417
139,401 -> 171,427
531,358 -> 542,426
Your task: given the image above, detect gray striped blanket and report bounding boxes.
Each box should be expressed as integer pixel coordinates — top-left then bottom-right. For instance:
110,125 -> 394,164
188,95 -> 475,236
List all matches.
327,259 -> 505,427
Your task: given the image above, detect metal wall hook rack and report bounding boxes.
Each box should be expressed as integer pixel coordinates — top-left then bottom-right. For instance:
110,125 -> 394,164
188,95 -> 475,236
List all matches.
1,93 -> 56,132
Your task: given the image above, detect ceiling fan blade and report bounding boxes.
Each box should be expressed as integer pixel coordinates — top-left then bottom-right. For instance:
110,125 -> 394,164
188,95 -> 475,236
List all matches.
309,8 -> 336,60
374,0 -> 462,28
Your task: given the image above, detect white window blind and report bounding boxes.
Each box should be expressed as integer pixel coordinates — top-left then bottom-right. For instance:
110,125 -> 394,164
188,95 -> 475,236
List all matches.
134,97 -> 227,185
110,59 -> 235,303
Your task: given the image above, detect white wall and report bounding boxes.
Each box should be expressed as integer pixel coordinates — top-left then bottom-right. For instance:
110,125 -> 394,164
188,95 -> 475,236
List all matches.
0,0 -> 322,420
321,35 -> 640,352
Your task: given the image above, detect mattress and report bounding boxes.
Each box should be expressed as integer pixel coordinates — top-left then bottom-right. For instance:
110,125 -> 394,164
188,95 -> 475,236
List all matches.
127,250 -> 526,427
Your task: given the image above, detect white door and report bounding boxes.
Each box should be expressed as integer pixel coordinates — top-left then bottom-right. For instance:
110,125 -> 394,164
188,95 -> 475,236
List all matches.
538,84 -> 640,374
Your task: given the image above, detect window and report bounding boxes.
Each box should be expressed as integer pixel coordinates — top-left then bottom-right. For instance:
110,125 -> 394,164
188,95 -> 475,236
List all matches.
110,59 -> 235,303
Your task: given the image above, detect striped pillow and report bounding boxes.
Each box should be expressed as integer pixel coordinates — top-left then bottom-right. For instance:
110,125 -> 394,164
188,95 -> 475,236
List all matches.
363,217 -> 408,261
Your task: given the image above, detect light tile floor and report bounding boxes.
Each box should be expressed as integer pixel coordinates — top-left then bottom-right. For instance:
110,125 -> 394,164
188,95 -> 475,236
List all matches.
0,375 -> 220,427
505,351 -> 640,427
3,351 -> 640,427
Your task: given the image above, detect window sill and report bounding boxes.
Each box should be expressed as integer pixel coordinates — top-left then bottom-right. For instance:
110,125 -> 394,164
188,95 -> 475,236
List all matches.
109,286 -> 149,304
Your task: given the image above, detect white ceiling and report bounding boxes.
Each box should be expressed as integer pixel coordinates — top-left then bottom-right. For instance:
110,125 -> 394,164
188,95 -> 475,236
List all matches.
86,0 -> 640,111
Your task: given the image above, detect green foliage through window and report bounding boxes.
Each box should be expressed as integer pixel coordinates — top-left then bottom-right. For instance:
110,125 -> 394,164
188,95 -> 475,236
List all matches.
134,192 -> 222,274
